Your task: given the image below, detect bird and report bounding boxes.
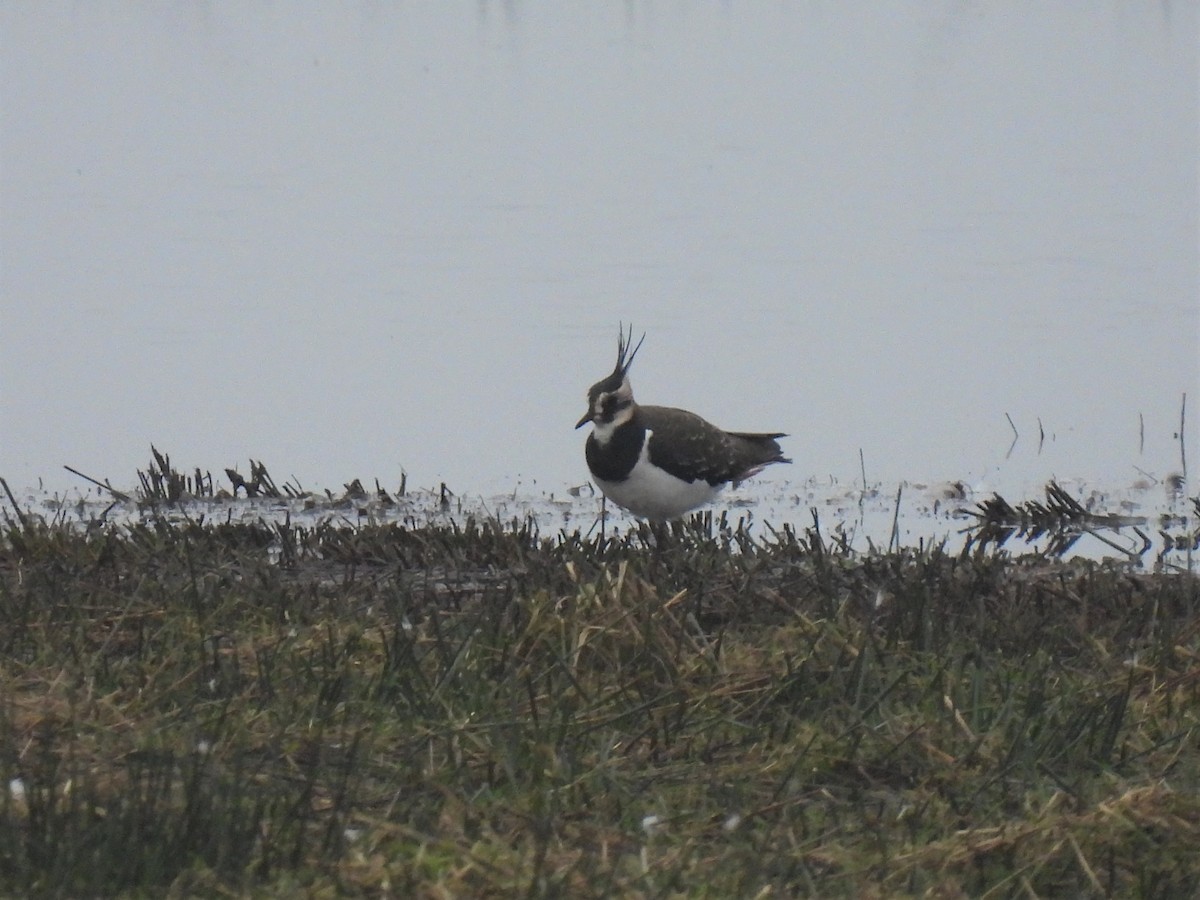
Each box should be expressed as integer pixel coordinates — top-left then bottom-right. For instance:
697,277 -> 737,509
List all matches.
575,325 -> 790,520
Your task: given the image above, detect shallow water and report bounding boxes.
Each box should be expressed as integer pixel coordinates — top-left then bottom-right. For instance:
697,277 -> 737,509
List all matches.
14,469 -> 1196,571
2,4 -> 1197,526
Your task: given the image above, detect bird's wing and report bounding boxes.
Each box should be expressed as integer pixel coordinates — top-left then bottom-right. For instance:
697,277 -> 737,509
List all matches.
639,406 -> 787,486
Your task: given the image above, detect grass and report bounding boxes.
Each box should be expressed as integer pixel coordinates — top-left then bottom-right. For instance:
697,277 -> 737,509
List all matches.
0,502 -> 1198,897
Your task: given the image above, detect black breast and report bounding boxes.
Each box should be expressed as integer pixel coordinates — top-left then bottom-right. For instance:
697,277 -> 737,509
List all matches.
585,417 -> 645,482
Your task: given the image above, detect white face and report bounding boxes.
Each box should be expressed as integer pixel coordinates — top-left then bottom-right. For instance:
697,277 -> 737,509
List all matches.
587,375 -> 635,444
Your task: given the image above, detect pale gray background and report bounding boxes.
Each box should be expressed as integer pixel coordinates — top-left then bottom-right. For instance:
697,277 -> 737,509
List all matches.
2,3 -> 1196,501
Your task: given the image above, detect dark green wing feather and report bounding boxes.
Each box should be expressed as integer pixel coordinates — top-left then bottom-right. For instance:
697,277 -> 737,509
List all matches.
639,406 -> 789,486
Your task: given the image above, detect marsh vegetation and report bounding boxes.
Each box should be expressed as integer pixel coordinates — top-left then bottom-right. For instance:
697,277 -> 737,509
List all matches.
1,456 -> 1198,897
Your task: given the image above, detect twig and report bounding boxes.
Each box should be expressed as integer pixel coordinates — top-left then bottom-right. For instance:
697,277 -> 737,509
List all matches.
1139,412 -> 1145,455
859,448 -> 868,505
1005,413 -> 1019,459
0,476 -> 30,529
1083,527 -> 1142,561
889,484 -> 903,553
1180,392 -> 1188,482
63,465 -> 131,502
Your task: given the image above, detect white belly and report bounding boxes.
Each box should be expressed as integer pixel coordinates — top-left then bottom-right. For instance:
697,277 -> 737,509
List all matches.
594,452 -> 722,520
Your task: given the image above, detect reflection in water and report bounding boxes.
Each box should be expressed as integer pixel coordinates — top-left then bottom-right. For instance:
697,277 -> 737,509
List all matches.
9,462 -> 1196,568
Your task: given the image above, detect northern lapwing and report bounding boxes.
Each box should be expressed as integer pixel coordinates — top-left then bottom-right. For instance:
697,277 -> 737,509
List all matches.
575,326 -> 790,520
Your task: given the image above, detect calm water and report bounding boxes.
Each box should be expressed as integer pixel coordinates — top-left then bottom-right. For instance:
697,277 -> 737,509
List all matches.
2,4 -> 1197,525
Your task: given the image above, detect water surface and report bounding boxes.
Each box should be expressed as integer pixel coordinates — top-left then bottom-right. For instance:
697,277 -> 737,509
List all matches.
2,3 -> 1196,525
